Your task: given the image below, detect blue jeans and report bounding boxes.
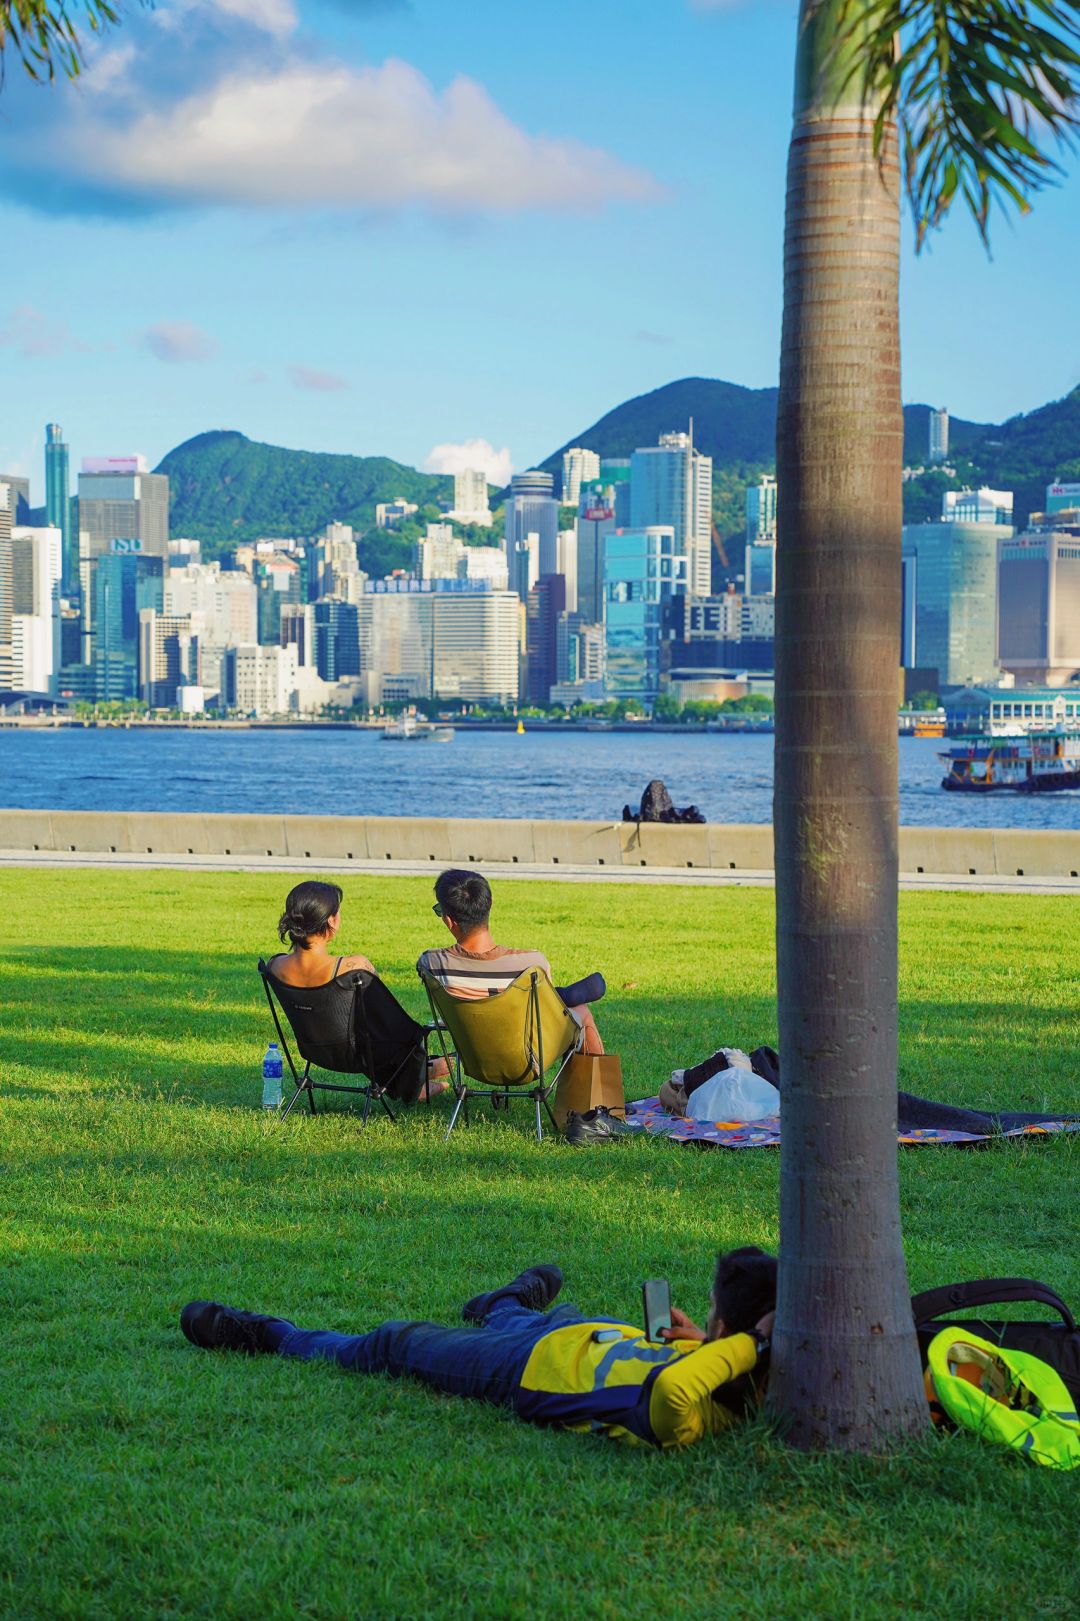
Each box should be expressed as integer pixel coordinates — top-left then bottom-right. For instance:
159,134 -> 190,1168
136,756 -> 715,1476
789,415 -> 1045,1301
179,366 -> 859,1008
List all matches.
270,1299 -> 594,1408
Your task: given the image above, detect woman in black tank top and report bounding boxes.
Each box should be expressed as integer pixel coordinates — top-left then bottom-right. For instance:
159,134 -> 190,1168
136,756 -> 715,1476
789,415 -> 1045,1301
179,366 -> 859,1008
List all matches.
269,881 -> 449,1096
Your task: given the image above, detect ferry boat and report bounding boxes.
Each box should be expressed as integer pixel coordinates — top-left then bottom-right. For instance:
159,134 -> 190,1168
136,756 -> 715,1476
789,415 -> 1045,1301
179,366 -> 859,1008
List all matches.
939,731 -> 1080,792
381,715 -> 455,743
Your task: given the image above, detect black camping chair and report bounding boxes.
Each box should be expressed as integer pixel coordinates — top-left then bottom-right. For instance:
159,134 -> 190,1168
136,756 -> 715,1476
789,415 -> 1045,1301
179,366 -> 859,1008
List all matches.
258,958 -> 444,1125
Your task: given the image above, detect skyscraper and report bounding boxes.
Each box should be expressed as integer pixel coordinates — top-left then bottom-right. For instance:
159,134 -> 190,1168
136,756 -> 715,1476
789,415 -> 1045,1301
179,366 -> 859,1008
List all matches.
746,474 -> 778,544
432,592 -> 519,705
526,573 -> 567,706
11,525 -> 62,693
313,599 -> 361,681
561,447 -> 600,507
576,496 -> 615,625
77,456 -> 169,559
603,526 -> 685,701
902,518 -> 1013,687
998,531 -> 1080,685
504,471 -> 558,572
630,432 -> 713,598
929,407 -> 949,464
93,551 -> 165,701
45,424 -> 76,594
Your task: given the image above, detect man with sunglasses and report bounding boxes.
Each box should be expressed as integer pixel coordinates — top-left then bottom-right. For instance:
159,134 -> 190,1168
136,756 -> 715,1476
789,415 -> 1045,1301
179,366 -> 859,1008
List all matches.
419,868 -> 605,1054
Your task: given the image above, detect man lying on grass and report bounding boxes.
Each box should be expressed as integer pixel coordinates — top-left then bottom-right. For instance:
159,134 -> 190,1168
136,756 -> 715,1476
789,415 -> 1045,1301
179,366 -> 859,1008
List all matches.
180,1248 -> 777,1449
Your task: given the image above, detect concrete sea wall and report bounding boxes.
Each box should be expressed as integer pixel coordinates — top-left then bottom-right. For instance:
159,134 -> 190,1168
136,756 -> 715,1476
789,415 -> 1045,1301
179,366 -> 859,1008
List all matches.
0,809 -> 1077,879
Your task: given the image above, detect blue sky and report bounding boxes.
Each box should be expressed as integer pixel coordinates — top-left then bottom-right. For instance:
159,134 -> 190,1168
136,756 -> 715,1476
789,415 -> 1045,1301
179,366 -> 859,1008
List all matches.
2,0 -> 1079,495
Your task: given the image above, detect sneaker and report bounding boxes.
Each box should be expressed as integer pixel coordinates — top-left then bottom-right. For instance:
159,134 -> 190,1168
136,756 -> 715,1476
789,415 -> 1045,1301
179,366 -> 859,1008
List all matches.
462,1264 -> 564,1324
564,1106 -> 635,1146
180,1300 -> 288,1355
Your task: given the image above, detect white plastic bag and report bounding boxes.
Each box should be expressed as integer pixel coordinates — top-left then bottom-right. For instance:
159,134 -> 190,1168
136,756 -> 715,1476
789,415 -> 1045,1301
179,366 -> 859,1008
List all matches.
686,1066 -> 780,1122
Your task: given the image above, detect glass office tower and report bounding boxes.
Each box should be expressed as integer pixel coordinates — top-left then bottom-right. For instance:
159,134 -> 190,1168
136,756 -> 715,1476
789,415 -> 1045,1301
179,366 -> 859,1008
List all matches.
603,527 -> 685,702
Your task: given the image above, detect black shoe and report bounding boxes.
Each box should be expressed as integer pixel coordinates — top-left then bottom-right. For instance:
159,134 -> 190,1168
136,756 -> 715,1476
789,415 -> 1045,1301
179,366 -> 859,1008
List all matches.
180,1300 -> 288,1355
462,1264 -> 564,1324
564,1106 -> 635,1146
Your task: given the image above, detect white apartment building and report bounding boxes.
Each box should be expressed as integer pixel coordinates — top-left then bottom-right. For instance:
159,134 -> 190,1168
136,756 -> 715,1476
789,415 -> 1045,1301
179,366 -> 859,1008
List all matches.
138,609 -> 201,707
11,524 -> 62,693
450,468 -> 492,525
458,547 -> 509,590
164,561 -> 258,695
223,643 -> 298,717
417,524 -> 465,579
313,522 -> 364,598
929,407 -> 949,464
432,591 -> 520,705
375,499 -> 418,530
562,446 -> 601,507
742,596 -> 776,638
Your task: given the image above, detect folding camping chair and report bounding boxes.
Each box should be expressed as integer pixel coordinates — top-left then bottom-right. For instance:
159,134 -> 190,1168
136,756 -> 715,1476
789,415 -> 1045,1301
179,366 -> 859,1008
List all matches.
419,965 -> 584,1141
258,959 -> 444,1125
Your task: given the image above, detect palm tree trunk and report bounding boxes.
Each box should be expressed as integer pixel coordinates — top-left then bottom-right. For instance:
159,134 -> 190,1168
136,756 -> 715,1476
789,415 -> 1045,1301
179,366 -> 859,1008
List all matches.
767,0 -> 928,1450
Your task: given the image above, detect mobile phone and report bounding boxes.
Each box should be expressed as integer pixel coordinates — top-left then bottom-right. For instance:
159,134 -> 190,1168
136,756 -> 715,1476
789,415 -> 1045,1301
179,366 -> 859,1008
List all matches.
642,1278 -> 672,1343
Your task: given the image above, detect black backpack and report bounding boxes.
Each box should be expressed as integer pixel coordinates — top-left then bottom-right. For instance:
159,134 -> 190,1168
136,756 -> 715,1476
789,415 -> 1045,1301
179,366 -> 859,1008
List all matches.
912,1278 -> 1080,1406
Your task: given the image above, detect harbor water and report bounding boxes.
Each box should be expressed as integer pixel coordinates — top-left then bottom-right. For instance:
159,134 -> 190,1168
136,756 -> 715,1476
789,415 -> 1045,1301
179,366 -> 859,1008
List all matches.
1,728 -> 1077,829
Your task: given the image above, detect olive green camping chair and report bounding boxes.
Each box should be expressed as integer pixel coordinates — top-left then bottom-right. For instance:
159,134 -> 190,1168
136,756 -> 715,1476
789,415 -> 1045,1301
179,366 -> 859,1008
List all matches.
419,966 -> 584,1142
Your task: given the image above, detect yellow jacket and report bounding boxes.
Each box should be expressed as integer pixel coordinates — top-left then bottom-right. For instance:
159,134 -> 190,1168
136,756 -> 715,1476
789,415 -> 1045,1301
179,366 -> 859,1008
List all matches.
514,1323 -> 760,1447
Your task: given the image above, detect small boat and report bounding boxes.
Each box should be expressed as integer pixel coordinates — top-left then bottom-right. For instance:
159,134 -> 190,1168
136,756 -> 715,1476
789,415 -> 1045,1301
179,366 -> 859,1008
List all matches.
939,731 -> 1080,792
381,715 -> 453,742
913,720 -> 946,738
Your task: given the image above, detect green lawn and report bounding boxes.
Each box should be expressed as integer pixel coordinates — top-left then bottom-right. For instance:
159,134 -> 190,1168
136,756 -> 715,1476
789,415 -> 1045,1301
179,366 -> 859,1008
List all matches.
1,868 -> 1077,1619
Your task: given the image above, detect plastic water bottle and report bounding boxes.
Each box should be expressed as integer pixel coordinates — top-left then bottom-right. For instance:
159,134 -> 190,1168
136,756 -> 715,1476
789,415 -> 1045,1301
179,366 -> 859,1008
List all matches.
262,1042 -> 283,1110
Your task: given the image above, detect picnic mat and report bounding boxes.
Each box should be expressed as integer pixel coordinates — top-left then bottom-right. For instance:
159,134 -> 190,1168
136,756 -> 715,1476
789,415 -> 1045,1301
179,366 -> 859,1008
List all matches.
624,1090 -> 1080,1150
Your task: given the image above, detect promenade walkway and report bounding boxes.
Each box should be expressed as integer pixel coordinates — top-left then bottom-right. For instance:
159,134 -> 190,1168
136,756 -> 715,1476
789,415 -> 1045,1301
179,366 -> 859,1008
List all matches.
3,846 -> 1076,895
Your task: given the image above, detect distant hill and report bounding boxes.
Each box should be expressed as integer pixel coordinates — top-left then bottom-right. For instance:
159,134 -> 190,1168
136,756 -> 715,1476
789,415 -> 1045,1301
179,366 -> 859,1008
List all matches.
156,430 -> 451,553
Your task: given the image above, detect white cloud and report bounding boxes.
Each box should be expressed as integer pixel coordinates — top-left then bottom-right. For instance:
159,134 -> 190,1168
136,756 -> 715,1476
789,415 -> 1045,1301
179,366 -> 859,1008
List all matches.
26,57 -> 662,215
289,364 -> 349,392
0,303 -> 90,358
140,320 -> 218,363
423,437 -> 513,486
155,0 -> 298,38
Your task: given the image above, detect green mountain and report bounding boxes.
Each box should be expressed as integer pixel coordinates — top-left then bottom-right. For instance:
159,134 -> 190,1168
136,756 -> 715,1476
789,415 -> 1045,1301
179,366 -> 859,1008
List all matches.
156,430 -> 452,556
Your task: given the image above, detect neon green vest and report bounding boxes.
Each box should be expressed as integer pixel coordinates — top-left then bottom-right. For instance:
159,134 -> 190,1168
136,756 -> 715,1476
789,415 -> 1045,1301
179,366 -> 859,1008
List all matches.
927,1328 -> 1080,1470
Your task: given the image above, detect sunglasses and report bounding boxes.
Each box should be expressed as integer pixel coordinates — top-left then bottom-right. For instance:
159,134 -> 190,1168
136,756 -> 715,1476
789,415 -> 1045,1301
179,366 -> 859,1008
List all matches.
432,903 -> 444,917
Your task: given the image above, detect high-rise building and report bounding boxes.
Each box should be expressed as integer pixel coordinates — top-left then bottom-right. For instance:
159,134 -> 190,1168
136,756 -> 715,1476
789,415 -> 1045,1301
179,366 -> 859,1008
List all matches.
313,599 -> 361,681
77,456 -> 169,560
998,531 -> 1080,685
630,432 -> 713,598
1,475 -> 30,524
93,551 -> 165,701
603,526 -> 686,701
561,447 -> 601,507
1044,479 -> 1080,515
745,540 -> 776,597
417,524 -> 465,580
450,468 -> 491,525
45,424 -> 76,593
902,518 -> 1014,688
312,522 -> 365,600
357,589 -> 434,701
599,460 -> 632,525
746,475 -> 777,544
280,603 -> 316,669
556,528 -> 578,614
510,534 -> 539,601
11,525 -> 62,693
929,407 -> 949,464
458,547 -> 509,590
222,643 -> 298,717
432,592 -> 519,705
138,609 -> 200,707
164,560 -> 258,697
942,487 -> 1012,525
526,573 -> 567,706
0,485 -> 13,691
576,499 -> 615,625
505,471 -> 558,571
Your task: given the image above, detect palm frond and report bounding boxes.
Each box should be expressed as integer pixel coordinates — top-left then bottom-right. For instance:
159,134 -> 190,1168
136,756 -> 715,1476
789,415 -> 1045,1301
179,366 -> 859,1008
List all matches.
834,0 -> 1080,245
0,1 -> 149,85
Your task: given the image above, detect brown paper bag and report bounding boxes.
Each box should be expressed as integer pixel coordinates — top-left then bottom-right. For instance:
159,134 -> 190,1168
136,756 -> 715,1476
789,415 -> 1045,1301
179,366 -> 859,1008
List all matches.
553,1054 -> 625,1131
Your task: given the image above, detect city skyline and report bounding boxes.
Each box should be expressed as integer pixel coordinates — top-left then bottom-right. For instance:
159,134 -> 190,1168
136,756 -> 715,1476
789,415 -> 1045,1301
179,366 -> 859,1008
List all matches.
2,0 -> 1080,488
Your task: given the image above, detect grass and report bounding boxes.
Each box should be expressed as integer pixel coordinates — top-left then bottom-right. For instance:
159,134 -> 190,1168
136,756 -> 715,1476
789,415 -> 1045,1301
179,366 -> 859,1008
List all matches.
1,867 -> 1077,1620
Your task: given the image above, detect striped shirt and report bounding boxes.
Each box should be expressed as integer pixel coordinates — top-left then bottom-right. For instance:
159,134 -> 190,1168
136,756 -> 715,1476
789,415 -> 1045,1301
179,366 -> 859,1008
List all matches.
418,944 -> 553,1000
